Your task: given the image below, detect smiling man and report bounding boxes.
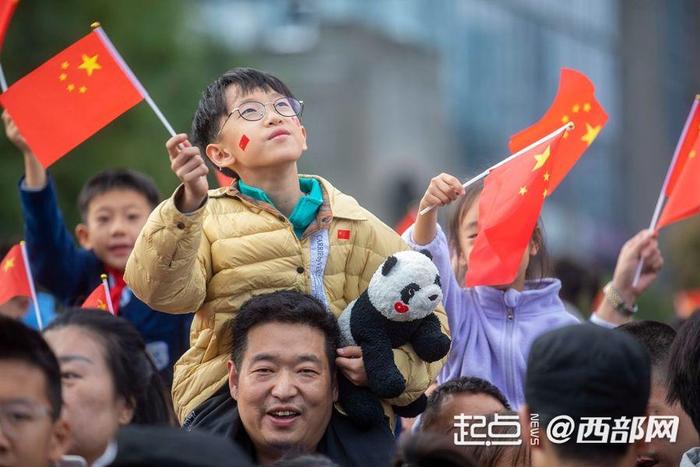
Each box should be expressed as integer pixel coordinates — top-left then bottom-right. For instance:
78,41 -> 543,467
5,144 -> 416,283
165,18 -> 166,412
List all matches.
185,290 -> 395,466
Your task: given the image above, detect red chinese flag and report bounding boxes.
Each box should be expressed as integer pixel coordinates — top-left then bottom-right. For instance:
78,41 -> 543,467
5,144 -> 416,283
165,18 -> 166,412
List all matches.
508,68 -> 608,194
466,137 -> 563,287
0,0 -> 19,52
657,135 -> 700,230
0,28 -> 144,167
394,208 -> 417,235
664,96 -> 700,197
81,282 -> 110,312
0,244 -> 31,305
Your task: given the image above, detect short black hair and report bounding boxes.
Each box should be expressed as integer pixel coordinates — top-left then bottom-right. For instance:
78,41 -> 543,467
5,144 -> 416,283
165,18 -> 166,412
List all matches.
46,309 -> 175,425
77,169 -> 160,221
191,67 -> 297,179
269,454 -> 339,467
420,376 -> 510,432
617,320 -> 676,381
229,291 -> 339,373
526,324 -> 650,465
667,311 -> 700,433
0,315 -> 62,420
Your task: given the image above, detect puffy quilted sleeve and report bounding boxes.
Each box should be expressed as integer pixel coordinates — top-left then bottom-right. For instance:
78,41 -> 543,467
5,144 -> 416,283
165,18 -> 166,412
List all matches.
124,185 -> 212,313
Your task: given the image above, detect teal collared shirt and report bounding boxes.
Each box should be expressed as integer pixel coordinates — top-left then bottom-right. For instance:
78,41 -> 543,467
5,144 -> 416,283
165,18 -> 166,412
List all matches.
238,178 -> 323,239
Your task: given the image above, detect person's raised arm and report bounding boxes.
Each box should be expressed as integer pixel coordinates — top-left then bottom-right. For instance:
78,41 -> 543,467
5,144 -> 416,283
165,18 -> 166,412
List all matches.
124,134 -> 212,313
3,111 -> 46,188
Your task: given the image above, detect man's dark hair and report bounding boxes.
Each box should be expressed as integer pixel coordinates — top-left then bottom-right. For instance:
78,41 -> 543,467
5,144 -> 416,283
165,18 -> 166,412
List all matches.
0,315 -> 62,420
229,291 -> 340,373
77,169 -> 160,221
421,376 -> 510,432
617,320 -> 676,381
667,311 -> 700,433
391,431 -> 478,467
526,324 -> 650,466
269,454 -> 338,466
191,67 -> 297,179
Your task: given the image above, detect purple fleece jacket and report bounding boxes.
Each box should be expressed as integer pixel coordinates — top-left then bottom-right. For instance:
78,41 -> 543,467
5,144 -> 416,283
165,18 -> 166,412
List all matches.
402,224 -> 580,408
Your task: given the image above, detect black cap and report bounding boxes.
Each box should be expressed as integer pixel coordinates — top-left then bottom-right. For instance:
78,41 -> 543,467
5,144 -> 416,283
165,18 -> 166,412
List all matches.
525,323 -> 650,419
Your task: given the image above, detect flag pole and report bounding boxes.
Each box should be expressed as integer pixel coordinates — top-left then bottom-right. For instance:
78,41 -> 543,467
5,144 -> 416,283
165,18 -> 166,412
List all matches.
90,22 -> 177,137
100,273 -> 115,315
19,241 -> 42,330
419,121 -> 574,216
632,95 -> 700,287
0,62 -> 8,91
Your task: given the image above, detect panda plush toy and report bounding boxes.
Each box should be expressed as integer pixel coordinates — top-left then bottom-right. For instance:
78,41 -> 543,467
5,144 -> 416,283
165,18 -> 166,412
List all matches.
337,250 -> 451,428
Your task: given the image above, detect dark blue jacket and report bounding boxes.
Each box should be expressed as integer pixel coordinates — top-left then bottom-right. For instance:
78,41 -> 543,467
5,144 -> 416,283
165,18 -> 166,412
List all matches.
19,177 -> 192,382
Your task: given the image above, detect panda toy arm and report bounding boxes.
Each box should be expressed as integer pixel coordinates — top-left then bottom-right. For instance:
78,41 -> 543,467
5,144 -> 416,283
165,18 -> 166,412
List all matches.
410,313 -> 451,363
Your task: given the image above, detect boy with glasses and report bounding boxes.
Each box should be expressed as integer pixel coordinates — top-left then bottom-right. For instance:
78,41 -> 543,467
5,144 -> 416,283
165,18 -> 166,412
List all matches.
0,315 -> 69,467
125,67 -> 449,425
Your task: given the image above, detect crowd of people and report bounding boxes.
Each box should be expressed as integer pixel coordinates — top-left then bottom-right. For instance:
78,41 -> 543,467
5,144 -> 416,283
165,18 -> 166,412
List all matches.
1,67 -> 699,467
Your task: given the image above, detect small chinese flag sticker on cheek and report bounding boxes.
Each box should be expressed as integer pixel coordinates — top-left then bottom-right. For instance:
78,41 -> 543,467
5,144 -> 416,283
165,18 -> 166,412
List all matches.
337,229 -> 351,240
239,134 -> 250,151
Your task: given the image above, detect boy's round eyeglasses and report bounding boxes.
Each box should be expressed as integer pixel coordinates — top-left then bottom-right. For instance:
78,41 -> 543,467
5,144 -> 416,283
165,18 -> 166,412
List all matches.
217,97 -> 304,137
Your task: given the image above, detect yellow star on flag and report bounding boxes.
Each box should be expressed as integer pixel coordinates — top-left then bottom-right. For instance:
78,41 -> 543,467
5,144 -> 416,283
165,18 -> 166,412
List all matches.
79,86 -> 87,94
61,61 -> 69,70
96,299 -> 107,311
59,73 -> 67,81
78,54 -> 101,77
519,186 -> 527,196
581,123 -> 601,146
690,150 -> 696,159
543,188 -> 548,198
67,84 -> 75,92
543,172 -> 550,181
532,145 -> 551,171
2,257 -> 14,272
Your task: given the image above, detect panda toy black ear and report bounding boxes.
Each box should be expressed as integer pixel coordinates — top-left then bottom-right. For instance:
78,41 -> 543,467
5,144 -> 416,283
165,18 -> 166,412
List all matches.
382,256 -> 398,276
419,249 -> 433,260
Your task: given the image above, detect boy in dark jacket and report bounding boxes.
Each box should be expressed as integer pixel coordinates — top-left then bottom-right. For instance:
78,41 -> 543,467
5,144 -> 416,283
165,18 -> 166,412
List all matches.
3,111 -> 191,384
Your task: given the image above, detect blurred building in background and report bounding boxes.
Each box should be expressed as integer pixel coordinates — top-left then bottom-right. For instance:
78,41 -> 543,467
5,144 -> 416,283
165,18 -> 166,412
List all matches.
193,0 -> 700,265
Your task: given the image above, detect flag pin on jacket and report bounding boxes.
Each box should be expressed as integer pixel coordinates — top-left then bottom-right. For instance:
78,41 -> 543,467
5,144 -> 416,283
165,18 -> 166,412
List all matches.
337,229 -> 350,240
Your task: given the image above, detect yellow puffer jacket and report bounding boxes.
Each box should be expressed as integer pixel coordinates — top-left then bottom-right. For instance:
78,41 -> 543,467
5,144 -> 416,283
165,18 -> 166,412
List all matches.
125,175 -> 449,423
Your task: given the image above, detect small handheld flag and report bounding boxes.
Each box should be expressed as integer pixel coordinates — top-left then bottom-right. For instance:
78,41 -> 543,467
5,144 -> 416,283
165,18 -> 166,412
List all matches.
0,23 -> 177,167
81,273 -> 114,314
633,96 -> 700,286
0,242 -> 42,329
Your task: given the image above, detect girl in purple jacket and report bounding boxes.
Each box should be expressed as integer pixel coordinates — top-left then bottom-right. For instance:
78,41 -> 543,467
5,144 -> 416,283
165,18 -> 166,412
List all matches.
403,173 -> 663,408
402,173 -> 580,409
